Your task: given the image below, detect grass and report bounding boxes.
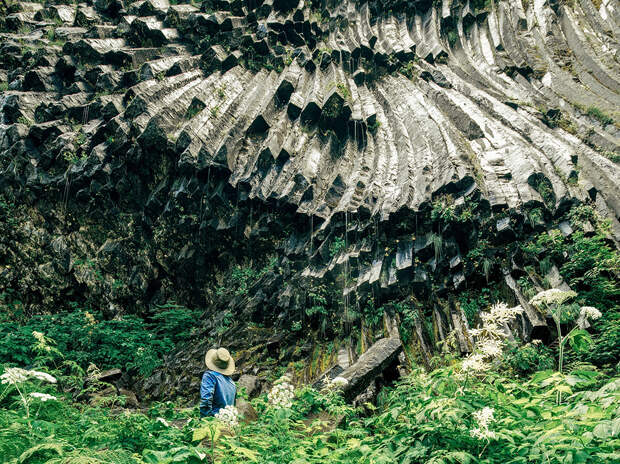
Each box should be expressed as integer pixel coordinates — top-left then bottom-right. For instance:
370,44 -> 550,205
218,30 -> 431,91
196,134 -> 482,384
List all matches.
336,82 -> 351,101
216,85 -> 226,99
586,106 -> 614,126
601,150 -> 619,164
17,116 -> 33,127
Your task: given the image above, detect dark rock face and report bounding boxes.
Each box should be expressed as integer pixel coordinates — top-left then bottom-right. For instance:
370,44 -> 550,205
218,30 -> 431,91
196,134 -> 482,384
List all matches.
0,0 -> 619,399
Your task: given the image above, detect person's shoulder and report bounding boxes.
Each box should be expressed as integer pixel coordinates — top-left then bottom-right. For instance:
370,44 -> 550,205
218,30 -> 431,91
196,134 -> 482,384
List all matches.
202,370 -> 217,379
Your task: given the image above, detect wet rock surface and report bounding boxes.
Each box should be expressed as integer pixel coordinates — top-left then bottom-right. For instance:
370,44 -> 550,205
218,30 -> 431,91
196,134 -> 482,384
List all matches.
0,0 -> 619,399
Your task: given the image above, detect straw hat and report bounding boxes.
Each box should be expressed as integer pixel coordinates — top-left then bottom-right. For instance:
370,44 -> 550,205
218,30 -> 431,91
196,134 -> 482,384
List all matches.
205,347 -> 235,376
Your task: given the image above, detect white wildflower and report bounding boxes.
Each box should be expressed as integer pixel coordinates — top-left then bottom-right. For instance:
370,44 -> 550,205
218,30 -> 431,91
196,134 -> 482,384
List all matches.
471,407 -> 496,441
28,371 -> 57,384
471,303 -> 522,345
330,376 -> 349,388
473,407 -> 495,428
0,367 -> 29,385
479,339 -> 503,358
322,376 -> 349,392
275,374 -> 292,384
156,417 -> 170,427
29,392 -> 56,402
468,328 -> 483,337
215,405 -> 239,428
529,289 -> 576,307
1,368 -> 57,385
32,331 -> 45,343
532,339 -> 542,345
482,302 -> 523,325
461,354 -> 489,374
268,378 -> 295,409
580,306 -> 602,321
470,427 -> 496,440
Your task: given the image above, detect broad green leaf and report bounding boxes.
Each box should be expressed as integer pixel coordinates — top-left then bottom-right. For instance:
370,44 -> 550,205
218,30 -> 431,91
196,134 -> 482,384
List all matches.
192,422 -> 221,443
567,330 -> 592,352
593,421 -> 613,439
530,370 -> 555,384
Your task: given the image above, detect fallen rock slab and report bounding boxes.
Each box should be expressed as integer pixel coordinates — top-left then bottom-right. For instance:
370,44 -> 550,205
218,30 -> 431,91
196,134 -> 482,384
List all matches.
340,337 -> 402,401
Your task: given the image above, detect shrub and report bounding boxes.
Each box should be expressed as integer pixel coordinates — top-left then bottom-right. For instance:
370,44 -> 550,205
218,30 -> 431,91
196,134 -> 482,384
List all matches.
0,304 -> 202,376
503,342 -> 555,376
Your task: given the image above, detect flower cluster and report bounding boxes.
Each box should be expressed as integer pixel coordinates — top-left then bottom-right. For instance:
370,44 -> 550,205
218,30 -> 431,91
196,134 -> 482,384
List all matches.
215,405 -> 239,428
1,368 -> 29,385
470,407 -> 496,441
29,371 -> 57,384
330,376 -> 349,388
478,339 -> 503,358
32,331 -> 46,343
529,289 -> 577,307
0,367 -> 57,385
580,306 -> 602,320
462,302 -> 522,374
29,392 -> 57,402
268,376 -> 295,409
321,375 -> 349,393
461,354 -> 490,374
483,302 -> 524,325
576,305 -> 603,329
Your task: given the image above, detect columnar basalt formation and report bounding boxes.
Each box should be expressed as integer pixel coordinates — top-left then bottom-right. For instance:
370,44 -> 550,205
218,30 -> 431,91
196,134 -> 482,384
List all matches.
1,1 -> 619,394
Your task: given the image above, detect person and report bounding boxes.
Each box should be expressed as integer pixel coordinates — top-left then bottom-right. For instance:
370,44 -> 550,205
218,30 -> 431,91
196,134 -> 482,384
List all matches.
200,347 -> 237,417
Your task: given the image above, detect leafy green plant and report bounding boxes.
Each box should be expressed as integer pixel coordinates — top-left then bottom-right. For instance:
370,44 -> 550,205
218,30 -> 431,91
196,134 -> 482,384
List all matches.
0,303 -> 202,376
329,236 -> 345,257
503,341 -> 555,376
217,258 -> 278,298
528,289 -> 603,403
335,82 -> 351,101
431,195 -> 456,223
17,116 -> 33,127
216,85 -> 227,99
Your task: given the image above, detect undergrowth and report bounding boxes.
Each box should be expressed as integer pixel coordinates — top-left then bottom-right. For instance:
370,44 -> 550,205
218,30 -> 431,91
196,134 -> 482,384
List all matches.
1,334 -> 618,464
0,303 -> 202,376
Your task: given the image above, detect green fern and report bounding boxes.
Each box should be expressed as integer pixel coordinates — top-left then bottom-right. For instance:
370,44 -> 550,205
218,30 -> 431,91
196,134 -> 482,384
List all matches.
18,442 -> 65,463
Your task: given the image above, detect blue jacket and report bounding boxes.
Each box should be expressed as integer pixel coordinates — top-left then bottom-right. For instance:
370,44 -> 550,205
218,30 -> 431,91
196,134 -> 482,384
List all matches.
199,370 -> 236,417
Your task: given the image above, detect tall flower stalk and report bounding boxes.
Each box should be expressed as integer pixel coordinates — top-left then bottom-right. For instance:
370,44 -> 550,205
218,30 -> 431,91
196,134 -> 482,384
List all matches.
529,289 -> 601,403
0,367 -> 57,428
462,302 -> 523,376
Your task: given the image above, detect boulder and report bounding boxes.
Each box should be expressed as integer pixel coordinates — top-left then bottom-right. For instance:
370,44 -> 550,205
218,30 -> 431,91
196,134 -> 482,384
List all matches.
119,388 -> 140,408
340,337 -> 402,401
237,374 -> 260,398
97,368 -> 123,383
236,398 -> 258,423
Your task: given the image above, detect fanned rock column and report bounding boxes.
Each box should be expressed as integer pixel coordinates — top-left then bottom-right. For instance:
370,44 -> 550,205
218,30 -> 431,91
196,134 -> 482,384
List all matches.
0,0 -> 618,396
